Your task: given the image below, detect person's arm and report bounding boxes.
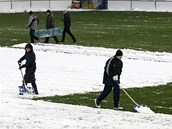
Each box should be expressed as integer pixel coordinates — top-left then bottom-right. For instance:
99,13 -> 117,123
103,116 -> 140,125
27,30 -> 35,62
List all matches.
26,16 -> 37,29
18,55 -> 25,63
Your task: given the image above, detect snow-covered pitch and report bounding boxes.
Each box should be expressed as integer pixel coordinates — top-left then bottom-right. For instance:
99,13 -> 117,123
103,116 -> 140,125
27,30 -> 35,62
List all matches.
0,43 -> 172,129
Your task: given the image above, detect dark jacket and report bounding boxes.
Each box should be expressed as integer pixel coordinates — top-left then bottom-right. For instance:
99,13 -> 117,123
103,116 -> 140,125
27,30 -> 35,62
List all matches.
103,56 -> 123,85
63,13 -> 71,27
46,13 -> 55,29
18,46 -> 36,83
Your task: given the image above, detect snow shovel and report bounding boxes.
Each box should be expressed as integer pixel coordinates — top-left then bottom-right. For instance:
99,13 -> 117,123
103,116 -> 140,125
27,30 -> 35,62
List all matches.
119,84 -> 154,114
18,69 -> 34,95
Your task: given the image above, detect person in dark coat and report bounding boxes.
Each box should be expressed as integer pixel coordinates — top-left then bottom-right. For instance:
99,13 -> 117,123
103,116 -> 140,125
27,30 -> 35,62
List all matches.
95,50 -> 123,109
18,43 -> 39,94
60,10 -> 76,43
44,10 -> 59,43
26,11 -> 39,43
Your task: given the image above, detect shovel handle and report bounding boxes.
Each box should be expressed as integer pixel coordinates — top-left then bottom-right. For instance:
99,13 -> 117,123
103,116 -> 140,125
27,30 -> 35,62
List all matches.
119,84 -> 139,106
20,69 -> 27,86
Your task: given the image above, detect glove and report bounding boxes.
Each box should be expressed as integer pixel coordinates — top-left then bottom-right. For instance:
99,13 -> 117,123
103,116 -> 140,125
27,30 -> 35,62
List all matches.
19,65 -> 24,70
18,61 -> 22,66
113,75 -> 118,81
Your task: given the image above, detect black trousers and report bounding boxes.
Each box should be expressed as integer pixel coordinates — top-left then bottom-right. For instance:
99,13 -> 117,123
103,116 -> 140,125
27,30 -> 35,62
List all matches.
97,82 -> 120,107
24,73 -> 38,94
61,26 -> 76,42
24,81 -> 38,94
44,36 -> 59,43
30,29 -> 39,43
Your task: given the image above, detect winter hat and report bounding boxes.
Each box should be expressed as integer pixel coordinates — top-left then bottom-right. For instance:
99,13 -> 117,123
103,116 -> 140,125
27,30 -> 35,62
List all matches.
115,50 -> 123,56
46,10 -> 51,13
63,10 -> 67,14
25,43 -> 33,50
29,11 -> 33,15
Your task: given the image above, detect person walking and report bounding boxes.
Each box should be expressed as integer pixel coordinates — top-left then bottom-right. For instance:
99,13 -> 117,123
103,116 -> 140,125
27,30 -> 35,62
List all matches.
26,11 -> 39,43
95,50 -> 123,110
44,10 -> 59,43
18,43 -> 39,95
60,10 -> 76,43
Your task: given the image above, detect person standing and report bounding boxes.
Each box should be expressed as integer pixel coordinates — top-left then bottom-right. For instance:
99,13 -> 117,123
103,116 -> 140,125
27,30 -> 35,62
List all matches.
44,10 -> 59,43
95,50 -> 123,110
18,43 -> 39,95
60,10 -> 76,43
26,11 -> 39,43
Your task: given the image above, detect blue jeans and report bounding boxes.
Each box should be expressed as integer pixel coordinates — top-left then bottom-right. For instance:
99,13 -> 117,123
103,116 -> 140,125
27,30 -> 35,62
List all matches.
97,81 -> 120,107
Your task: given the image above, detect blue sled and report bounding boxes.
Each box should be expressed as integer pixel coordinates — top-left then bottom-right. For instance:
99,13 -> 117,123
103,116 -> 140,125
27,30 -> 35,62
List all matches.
34,27 -> 62,38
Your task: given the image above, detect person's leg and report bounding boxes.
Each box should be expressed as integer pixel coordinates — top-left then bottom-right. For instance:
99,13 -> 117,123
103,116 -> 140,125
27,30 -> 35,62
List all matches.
113,82 -> 120,108
52,36 -> 59,43
66,28 -> 76,42
31,81 -> 39,94
44,37 -> 49,43
30,30 -> 34,43
60,27 -> 67,42
97,85 -> 113,104
30,29 -> 39,43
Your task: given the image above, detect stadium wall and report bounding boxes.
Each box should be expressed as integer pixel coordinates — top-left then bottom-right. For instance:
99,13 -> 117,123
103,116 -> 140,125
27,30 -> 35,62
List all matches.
0,0 -> 172,12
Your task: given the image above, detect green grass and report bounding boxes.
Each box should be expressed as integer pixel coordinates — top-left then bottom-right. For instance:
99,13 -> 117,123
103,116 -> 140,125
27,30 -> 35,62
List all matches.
0,11 -> 172,52
34,83 -> 172,115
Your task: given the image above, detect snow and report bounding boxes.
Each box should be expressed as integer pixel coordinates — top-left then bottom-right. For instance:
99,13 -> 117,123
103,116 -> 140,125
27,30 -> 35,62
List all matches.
134,105 -> 155,114
0,43 -> 172,129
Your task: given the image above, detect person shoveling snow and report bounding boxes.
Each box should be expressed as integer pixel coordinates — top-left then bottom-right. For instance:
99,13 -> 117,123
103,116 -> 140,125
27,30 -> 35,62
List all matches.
18,43 -> 39,95
94,49 -> 154,114
95,50 -> 124,110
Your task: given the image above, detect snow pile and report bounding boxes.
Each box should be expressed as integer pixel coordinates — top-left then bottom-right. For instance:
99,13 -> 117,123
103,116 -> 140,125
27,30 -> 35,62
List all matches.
134,105 -> 155,114
0,43 -> 172,129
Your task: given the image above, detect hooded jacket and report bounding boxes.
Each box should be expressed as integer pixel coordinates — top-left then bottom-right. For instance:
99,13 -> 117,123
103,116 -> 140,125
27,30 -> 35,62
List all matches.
63,12 -> 71,27
26,14 -> 39,30
46,13 -> 55,29
18,44 -> 36,83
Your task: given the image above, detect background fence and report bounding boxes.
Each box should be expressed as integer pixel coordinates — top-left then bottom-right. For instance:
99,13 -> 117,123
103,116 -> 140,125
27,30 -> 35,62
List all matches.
0,0 -> 172,12
0,0 -> 72,12
108,0 -> 172,11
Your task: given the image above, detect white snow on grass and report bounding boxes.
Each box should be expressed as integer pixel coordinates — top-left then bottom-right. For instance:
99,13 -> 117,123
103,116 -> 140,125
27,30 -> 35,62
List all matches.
0,43 -> 172,129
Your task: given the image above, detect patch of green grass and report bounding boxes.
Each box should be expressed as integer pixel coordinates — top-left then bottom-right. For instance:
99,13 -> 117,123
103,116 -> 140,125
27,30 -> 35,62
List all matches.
0,11 -> 172,52
34,83 -> 172,115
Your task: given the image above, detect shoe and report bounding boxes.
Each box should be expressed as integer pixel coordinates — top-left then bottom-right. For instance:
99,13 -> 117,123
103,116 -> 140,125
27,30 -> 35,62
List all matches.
114,106 -> 123,110
94,99 -> 101,108
19,93 -> 23,95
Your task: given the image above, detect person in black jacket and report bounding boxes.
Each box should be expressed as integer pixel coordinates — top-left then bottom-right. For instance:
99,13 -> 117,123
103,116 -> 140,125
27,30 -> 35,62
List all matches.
18,43 -> 39,94
60,10 -> 76,43
95,50 -> 123,109
44,10 -> 59,43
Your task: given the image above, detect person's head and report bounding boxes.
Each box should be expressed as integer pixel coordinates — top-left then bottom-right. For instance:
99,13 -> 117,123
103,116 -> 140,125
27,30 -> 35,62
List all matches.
25,43 -> 33,53
63,10 -> 67,15
29,11 -> 33,15
46,10 -> 51,15
115,49 -> 123,60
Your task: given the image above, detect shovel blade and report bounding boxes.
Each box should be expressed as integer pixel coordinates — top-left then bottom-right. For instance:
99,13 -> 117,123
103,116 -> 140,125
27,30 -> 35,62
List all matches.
18,85 -> 34,94
134,104 -> 154,114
